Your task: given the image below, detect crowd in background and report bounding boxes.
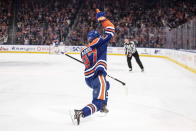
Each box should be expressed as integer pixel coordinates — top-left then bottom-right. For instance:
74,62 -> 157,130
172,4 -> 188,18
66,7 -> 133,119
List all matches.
0,0 -> 12,44
67,0 -> 195,47
0,0 -> 195,47
15,0 -> 80,45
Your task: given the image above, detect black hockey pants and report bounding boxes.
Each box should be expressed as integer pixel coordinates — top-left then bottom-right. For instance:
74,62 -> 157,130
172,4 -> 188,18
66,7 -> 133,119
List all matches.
127,51 -> 144,69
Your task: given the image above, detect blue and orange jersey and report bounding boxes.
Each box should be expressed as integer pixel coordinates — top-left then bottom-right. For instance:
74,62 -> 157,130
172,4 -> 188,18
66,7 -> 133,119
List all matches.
81,19 -> 115,81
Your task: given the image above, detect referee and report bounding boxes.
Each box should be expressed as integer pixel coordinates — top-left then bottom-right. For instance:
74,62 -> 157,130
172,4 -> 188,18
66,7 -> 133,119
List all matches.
124,38 -> 144,72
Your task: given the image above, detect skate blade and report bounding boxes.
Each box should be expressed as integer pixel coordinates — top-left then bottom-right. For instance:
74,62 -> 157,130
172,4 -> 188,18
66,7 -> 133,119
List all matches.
68,110 -> 77,126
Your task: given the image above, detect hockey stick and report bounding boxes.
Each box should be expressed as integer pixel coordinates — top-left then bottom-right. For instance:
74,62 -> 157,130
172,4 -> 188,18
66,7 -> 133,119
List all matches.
65,53 -> 126,86
65,53 -> 83,64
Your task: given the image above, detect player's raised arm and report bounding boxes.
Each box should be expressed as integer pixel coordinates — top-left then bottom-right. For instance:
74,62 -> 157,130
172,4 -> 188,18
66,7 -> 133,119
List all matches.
96,9 -> 115,38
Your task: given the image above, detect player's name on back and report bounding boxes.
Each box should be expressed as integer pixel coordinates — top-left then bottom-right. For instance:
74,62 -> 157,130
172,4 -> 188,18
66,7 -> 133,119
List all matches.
81,47 -> 93,55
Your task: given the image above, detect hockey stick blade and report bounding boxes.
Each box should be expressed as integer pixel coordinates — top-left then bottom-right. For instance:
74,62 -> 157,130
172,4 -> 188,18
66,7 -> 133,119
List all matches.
107,75 -> 126,86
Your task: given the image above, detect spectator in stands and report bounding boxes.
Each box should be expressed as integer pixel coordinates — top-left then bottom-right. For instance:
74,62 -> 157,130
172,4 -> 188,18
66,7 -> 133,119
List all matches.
1,0 -> 195,47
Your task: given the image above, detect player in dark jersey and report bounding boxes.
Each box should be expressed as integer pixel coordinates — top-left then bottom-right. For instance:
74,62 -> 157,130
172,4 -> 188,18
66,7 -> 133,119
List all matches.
71,9 -> 115,125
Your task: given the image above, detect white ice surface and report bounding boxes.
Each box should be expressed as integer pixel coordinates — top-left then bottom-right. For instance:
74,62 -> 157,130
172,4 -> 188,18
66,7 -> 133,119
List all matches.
0,53 -> 196,131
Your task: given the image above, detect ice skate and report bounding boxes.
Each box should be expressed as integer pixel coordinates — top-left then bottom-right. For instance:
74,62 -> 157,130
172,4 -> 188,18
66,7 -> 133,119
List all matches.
100,104 -> 109,113
141,68 -> 144,72
129,68 -> 132,71
69,109 -> 84,125
74,110 -> 84,125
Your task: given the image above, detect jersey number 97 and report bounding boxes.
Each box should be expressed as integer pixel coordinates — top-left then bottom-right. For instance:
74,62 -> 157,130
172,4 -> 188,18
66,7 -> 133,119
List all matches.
82,49 -> 97,69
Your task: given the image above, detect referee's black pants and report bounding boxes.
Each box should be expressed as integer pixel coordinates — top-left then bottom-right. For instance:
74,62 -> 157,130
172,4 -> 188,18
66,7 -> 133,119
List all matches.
127,51 -> 144,69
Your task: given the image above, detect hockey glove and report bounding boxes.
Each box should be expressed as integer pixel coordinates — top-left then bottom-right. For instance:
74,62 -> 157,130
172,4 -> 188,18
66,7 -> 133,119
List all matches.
96,9 -> 106,22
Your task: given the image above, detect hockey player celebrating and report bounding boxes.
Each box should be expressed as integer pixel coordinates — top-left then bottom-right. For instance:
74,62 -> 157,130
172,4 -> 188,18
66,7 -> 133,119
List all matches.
70,9 -> 115,125
124,38 -> 144,72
